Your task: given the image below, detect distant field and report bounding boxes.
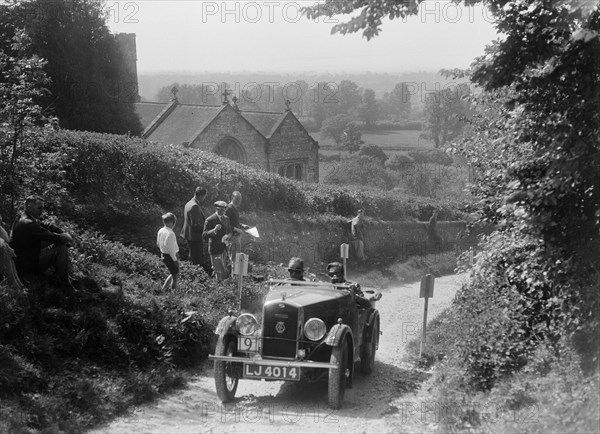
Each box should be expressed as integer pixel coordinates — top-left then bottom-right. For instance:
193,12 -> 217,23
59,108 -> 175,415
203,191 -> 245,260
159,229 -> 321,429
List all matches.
312,130 -> 434,153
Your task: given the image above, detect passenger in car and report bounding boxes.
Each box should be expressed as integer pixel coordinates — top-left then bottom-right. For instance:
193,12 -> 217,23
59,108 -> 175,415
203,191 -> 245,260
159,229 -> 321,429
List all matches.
286,257 -> 305,281
326,262 -> 371,309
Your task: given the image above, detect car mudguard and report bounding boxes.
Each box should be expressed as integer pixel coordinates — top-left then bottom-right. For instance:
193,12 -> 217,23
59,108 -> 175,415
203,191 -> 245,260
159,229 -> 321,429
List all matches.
325,323 -> 355,388
325,323 -> 353,348
215,315 -> 237,338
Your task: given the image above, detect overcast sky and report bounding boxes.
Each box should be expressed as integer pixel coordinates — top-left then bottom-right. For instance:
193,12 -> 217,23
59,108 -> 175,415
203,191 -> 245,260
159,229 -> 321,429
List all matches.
107,0 -> 499,73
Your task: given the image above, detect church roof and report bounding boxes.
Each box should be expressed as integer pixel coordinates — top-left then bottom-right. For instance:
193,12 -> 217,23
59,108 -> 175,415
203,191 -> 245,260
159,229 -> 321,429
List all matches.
240,111 -> 286,138
140,103 -> 221,145
134,101 -> 310,145
135,102 -> 167,129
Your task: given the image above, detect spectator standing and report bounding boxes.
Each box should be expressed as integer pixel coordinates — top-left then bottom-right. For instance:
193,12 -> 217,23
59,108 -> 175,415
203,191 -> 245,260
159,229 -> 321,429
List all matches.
225,191 -> 249,262
428,209 -> 443,247
157,212 -> 179,291
181,187 -> 210,274
203,201 -> 233,281
10,196 -> 73,287
350,209 -> 366,261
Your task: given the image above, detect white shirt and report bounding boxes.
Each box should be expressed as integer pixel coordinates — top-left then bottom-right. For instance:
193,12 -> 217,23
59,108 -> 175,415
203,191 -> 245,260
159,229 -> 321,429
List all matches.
156,226 -> 179,261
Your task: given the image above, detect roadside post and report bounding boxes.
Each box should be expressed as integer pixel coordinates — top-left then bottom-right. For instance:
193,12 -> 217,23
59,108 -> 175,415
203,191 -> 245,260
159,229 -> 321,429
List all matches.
233,253 -> 249,310
419,274 -> 435,358
340,243 -> 349,280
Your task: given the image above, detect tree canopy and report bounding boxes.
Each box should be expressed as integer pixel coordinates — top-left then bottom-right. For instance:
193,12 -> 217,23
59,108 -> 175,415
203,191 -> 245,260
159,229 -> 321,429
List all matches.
0,0 -> 142,135
305,0 -> 600,374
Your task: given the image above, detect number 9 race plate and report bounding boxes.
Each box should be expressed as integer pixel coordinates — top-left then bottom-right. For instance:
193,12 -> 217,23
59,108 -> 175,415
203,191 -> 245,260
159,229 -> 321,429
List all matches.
238,336 -> 259,352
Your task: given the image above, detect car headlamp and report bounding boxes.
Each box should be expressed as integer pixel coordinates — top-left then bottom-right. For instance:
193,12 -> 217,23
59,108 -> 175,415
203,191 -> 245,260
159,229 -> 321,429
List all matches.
236,313 -> 259,336
304,318 -> 327,341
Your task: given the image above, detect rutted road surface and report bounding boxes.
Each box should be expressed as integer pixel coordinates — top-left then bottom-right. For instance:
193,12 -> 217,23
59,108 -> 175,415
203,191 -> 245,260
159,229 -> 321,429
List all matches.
91,274 -> 466,434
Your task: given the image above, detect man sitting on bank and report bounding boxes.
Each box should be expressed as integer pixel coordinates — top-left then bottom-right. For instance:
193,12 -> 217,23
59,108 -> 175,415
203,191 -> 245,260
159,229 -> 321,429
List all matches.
10,196 -> 74,287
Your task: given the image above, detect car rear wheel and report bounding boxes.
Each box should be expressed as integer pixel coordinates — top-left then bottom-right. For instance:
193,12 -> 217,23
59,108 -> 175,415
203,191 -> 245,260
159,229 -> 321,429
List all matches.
360,316 -> 379,374
214,335 -> 239,402
328,338 -> 349,409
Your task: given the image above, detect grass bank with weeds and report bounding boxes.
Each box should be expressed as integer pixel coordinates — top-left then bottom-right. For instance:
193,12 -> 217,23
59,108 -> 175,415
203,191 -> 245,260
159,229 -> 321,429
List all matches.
404,272 -> 599,433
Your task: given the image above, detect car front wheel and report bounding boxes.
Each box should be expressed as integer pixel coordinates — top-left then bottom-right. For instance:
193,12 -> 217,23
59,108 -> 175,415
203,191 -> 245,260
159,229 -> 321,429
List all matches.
214,335 -> 240,402
328,338 -> 349,409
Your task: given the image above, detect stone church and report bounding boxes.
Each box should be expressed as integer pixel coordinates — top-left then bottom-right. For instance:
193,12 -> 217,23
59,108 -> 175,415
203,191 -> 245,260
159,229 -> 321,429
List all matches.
119,33 -> 320,183
135,94 -> 319,182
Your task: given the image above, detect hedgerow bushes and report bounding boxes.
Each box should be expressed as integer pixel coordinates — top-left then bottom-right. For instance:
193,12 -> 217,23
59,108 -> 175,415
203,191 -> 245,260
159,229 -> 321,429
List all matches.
9,129 -> 462,250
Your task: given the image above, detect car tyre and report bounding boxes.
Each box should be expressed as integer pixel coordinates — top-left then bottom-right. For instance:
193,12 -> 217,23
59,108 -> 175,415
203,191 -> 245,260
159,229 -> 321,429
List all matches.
328,338 -> 349,409
360,316 -> 379,374
214,335 -> 239,402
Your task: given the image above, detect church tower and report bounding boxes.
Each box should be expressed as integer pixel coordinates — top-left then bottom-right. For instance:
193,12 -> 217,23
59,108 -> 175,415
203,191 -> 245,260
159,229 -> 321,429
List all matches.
115,33 -> 141,102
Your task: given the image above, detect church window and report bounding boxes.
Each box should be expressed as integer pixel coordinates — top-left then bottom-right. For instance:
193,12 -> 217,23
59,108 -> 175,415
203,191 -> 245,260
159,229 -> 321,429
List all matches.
295,164 -> 302,181
214,137 -> 246,163
278,163 -> 303,181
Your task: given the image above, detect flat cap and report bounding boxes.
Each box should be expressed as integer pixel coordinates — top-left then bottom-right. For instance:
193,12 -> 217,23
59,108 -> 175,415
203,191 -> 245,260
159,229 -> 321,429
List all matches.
287,257 -> 304,272
214,201 -> 227,208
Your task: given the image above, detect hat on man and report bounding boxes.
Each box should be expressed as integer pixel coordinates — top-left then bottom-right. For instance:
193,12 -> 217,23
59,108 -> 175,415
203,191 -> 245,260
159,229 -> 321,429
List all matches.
214,200 -> 227,208
287,257 -> 304,272
327,262 -> 344,276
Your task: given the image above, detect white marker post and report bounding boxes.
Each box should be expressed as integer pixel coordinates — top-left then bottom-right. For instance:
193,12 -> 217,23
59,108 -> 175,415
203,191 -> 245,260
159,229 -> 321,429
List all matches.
233,253 -> 249,311
419,274 -> 435,358
340,243 -> 349,281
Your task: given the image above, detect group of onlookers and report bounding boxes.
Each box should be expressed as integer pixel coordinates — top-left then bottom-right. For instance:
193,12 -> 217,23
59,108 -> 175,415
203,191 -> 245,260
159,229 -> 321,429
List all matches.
157,187 -> 249,290
0,190 -> 383,292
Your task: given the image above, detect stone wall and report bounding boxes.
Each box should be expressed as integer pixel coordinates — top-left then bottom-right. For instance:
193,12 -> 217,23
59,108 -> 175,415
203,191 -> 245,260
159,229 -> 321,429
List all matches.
235,213 -> 489,271
268,114 -> 319,182
193,105 -> 267,169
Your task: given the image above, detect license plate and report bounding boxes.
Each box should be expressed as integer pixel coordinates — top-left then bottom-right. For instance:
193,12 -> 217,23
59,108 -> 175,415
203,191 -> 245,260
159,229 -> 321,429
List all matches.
238,336 -> 260,352
243,364 -> 301,381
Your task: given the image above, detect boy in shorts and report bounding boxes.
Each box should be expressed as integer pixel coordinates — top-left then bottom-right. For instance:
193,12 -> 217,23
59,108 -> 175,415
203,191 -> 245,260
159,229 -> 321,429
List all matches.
157,212 -> 179,291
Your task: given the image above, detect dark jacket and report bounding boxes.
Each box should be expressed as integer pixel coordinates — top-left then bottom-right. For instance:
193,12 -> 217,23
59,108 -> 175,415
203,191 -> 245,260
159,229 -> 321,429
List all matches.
181,197 -> 205,241
10,212 -> 66,273
225,203 -> 241,231
202,213 -> 232,255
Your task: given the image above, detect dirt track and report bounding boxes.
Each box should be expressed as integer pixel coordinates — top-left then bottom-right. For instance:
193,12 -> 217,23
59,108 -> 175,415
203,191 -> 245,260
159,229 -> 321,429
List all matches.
91,274 -> 466,434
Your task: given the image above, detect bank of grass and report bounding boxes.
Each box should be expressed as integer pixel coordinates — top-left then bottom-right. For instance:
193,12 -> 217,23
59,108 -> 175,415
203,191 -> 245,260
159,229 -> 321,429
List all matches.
0,229 -> 284,433
404,290 -> 600,434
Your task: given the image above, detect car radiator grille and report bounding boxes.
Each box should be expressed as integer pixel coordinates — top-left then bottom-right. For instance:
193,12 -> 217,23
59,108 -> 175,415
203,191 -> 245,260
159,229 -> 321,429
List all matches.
262,304 -> 298,359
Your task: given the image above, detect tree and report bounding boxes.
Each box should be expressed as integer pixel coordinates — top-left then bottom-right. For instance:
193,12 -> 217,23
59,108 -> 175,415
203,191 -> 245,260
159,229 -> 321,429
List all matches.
341,123 -> 364,154
307,80 -> 361,129
325,154 -> 393,190
0,29 -> 50,217
358,88 -> 379,128
321,114 -> 354,145
358,144 -> 388,166
423,84 -> 471,147
304,0 -> 600,377
0,0 -> 142,135
386,82 -> 412,120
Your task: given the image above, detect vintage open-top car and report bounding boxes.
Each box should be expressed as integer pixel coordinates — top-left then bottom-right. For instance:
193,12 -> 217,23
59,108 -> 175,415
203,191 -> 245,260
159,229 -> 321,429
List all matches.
209,278 -> 382,408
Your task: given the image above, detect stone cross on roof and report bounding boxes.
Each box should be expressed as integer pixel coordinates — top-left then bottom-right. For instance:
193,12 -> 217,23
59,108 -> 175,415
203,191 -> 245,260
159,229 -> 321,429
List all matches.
171,85 -> 179,101
285,99 -> 291,112
222,88 -> 233,105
